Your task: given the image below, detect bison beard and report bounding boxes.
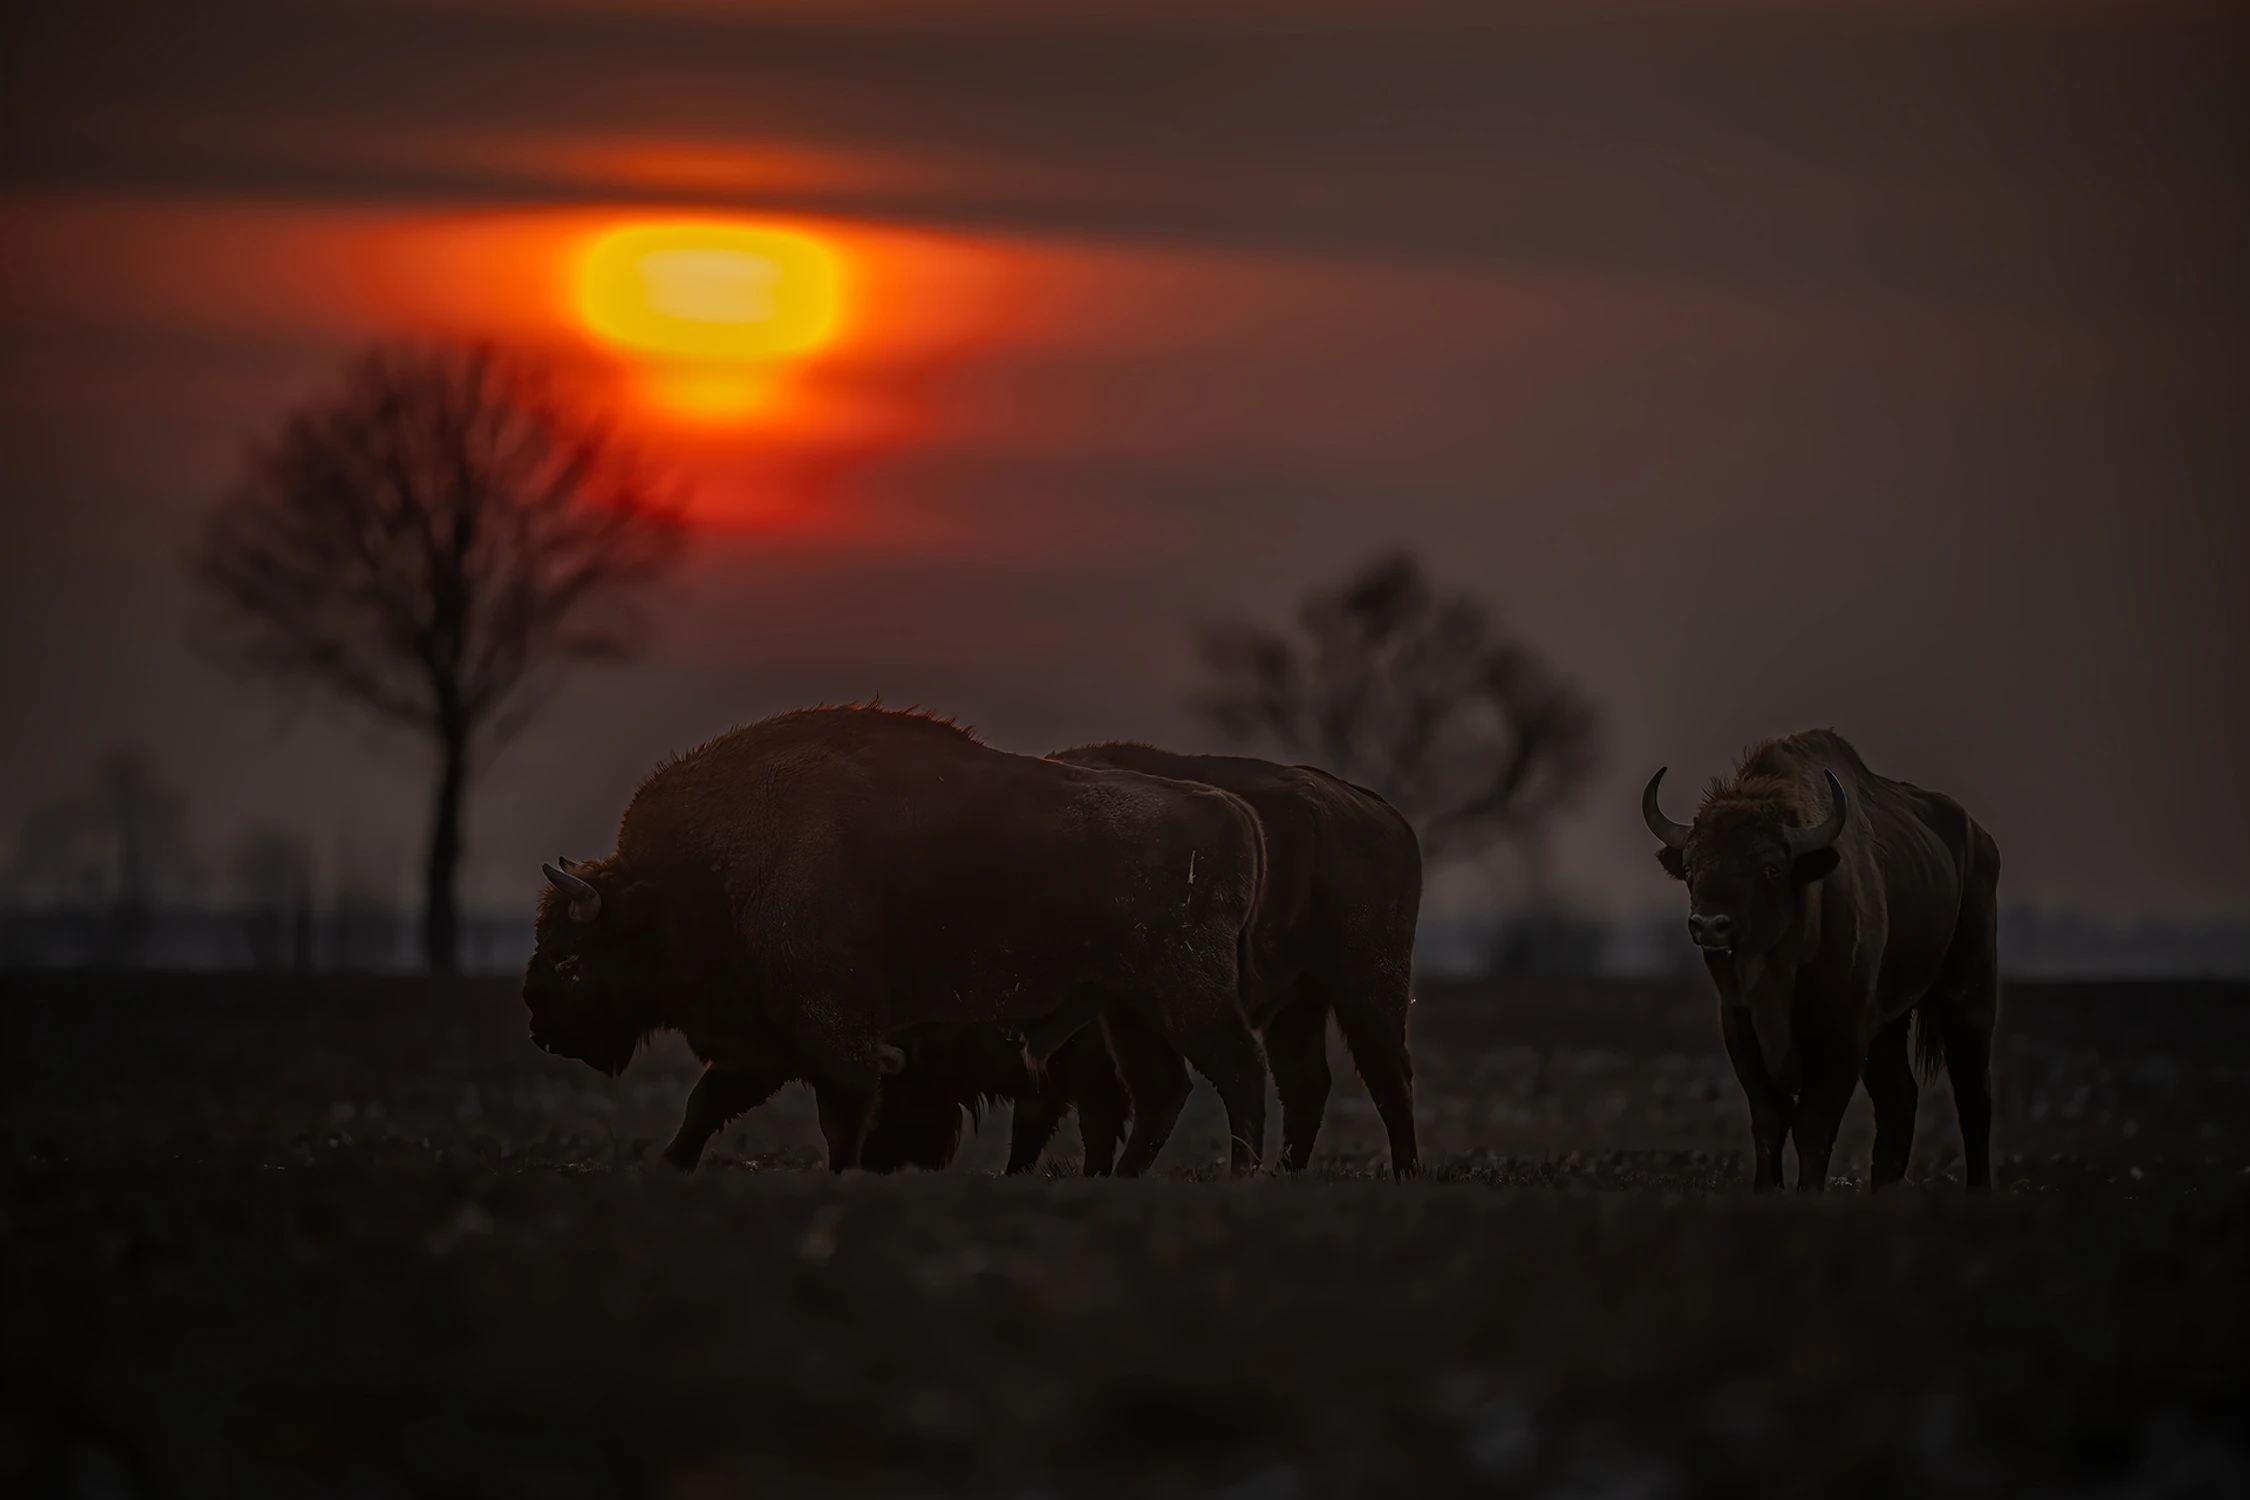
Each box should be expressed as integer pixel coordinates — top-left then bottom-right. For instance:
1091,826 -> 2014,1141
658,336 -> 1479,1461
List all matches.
521,706 -> 1271,1174
865,745 -> 1424,1179
1644,729 -> 2002,1191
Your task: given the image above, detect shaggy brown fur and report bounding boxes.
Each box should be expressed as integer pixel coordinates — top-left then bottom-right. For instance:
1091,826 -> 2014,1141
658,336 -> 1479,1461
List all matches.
523,705 -> 1272,1174
868,743 -> 1424,1178
1648,728 -> 2001,1192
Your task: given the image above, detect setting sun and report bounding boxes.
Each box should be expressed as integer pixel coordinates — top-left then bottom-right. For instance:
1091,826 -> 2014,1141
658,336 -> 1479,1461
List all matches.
357,204 -> 1008,502
574,220 -> 845,362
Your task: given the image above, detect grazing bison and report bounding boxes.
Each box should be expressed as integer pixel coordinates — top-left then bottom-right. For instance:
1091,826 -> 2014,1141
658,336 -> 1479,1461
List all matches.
522,706 -> 1271,1174
864,745 -> 1423,1178
1642,730 -> 2000,1191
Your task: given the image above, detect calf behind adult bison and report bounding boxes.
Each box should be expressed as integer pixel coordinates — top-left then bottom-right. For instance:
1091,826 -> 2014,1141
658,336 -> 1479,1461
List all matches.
1643,729 -> 2000,1190
857,1021 -> 1130,1175
521,706 -> 1271,1172
862,745 -> 1423,1178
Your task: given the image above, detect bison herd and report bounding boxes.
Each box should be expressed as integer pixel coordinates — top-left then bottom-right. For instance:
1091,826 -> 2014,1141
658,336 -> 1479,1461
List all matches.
523,706 -> 1998,1190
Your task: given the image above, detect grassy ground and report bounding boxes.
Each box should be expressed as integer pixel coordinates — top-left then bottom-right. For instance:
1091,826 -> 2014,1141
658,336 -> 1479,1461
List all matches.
5,972 -> 2245,1497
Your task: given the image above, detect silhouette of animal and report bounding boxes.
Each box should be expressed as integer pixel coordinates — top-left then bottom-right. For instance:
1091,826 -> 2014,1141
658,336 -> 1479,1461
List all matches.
521,706 -> 1269,1173
1643,729 -> 2001,1190
867,745 -> 1423,1177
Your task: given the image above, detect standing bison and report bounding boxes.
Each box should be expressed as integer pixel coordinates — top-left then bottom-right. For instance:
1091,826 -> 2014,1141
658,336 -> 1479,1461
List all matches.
862,745 -> 1423,1178
1643,730 -> 2000,1190
521,706 -> 1271,1173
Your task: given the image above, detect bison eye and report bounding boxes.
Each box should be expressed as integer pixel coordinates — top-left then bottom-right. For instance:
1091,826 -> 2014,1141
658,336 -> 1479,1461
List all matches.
554,955 -> 585,983
1763,863 -> 1783,881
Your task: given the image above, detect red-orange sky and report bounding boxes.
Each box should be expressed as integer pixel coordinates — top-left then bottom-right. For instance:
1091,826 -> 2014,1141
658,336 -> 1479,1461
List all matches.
2,0 -> 2245,943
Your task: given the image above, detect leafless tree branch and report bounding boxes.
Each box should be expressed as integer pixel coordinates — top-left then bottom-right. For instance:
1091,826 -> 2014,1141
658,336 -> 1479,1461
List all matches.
190,341 -> 688,969
1192,551 -> 1600,868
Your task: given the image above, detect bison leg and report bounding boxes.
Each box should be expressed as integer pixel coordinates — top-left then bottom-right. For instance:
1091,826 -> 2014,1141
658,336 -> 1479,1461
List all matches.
1940,1010 -> 1995,1189
1006,1082 -> 1071,1175
861,1089 -> 966,1173
1934,838 -> 2001,1189
1788,1022 -> 1865,1192
1160,1010 -> 1269,1177
1327,969 -> 1419,1179
809,1068 -> 882,1173
1262,988 -> 1332,1172
1107,1012 -> 1194,1177
1720,1004 -> 1793,1190
1068,1028 -> 1131,1176
663,1063 -> 790,1171
1861,1012 -> 1918,1188
1014,1020 -> 1126,1174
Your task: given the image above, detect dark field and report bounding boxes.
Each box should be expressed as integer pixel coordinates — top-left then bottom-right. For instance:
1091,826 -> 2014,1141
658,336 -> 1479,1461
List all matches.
5,973 -> 2246,1499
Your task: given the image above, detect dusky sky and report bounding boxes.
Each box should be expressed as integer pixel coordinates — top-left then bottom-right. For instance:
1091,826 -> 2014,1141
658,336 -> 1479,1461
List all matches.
2,0 -> 2244,925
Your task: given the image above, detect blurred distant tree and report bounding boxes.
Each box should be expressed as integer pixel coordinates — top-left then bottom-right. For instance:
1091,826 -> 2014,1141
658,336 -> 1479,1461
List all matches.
229,826 -> 315,970
6,747 -> 198,966
1193,551 -> 1599,868
192,342 -> 687,973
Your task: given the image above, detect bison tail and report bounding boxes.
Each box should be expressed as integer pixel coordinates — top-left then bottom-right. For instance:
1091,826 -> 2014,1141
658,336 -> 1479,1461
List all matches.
1912,1005 -> 1949,1084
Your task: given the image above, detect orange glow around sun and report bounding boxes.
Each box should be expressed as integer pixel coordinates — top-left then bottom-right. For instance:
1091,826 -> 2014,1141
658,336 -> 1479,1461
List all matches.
355,205 -> 1010,522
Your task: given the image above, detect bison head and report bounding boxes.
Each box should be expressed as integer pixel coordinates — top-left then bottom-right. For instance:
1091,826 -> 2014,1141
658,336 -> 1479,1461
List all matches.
1643,768 -> 1847,961
522,858 -> 671,1077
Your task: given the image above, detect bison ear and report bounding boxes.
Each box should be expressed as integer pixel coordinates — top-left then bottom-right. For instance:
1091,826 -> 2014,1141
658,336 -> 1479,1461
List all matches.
1655,847 -> 1687,880
1791,847 -> 1840,885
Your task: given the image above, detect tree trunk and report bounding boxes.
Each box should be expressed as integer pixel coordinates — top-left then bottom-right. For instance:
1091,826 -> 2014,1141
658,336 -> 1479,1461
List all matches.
424,723 -> 468,973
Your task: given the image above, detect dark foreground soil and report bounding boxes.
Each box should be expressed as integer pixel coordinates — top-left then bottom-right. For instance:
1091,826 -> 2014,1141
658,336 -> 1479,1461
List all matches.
5,972 -> 2246,1498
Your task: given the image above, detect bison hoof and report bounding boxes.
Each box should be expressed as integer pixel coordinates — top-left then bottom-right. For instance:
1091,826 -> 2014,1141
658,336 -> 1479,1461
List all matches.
658,1142 -> 703,1172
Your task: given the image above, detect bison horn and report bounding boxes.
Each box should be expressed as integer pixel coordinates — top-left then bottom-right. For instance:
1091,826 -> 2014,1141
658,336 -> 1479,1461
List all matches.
1641,768 -> 1693,849
542,860 -> 601,924
1784,771 -> 1849,856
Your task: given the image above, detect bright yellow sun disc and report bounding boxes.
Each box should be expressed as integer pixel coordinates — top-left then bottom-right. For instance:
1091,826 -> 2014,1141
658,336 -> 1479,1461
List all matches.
575,221 -> 843,361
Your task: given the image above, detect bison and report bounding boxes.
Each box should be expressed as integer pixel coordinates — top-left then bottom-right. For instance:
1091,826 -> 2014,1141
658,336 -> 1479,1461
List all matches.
861,745 -> 1423,1178
1642,729 -> 2000,1191
522,706 -> 1272,1174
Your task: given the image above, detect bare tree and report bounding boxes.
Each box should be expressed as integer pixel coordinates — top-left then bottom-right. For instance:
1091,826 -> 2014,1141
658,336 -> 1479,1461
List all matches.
192,342 -> 687,972
1193,551 -> 1599,867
